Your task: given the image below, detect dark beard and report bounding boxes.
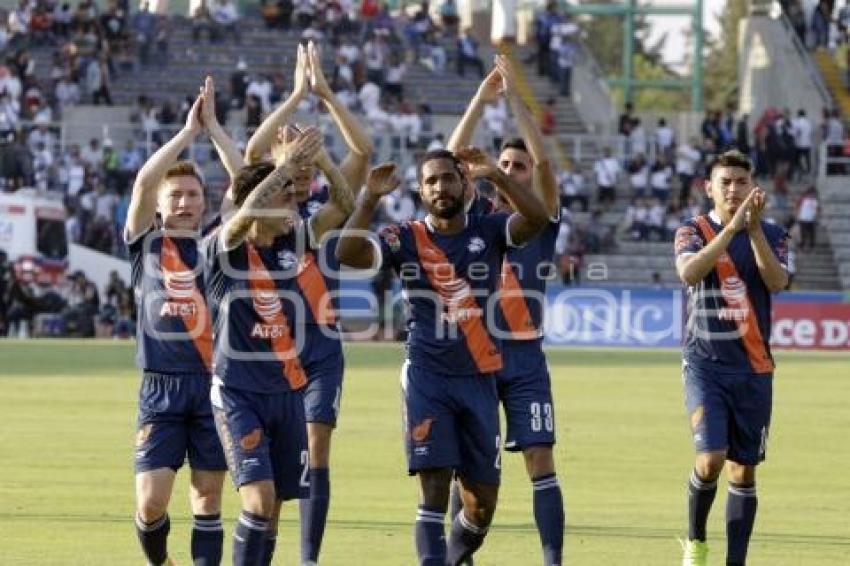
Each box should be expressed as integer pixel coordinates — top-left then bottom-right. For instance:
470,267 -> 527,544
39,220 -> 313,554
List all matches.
430,198 -> 463,219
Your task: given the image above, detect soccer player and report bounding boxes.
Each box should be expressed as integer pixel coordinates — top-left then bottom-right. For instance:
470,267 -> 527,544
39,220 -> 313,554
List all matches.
447,54 -> 565,566
245,41 -> 373,565
205,126 -> 354,566
126,77 -> 243,566
674,150 -> 789,566
336,152 -> 548,566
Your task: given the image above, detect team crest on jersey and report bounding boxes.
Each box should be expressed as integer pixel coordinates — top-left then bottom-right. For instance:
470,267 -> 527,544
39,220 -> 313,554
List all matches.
380,227 -> 401,252
467,237 -> 486,253
306,200 -> 322,216
277,250 -> 298,270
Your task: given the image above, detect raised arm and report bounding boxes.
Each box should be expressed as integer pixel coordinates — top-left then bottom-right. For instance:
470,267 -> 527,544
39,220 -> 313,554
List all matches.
676,191 -> 757,286
244,44 -> 310,165
307,41 -> 374,194
200,76 -> 244,216
309,146 -> 355,243
221,129 -> 322,251
456,147 -> 547,245
747,189 -> 789,292
336,163 -> 400,269
125,94 -> 203,241
496,55 -> 559,217
446,66 -> 503,152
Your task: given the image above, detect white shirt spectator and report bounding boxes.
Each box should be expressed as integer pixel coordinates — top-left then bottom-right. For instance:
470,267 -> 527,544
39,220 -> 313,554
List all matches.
650,164 -> 672,190
427,137 -> 445,151
656,125 -> 675,151
66,215 -> 82,244
339,42 -> 360,64
629,124 -> 647,156
27,127 -> 57,153
386,63 -> 406,84
798,195 -> 819,222
55,79 -> 81,110
82,144 -> 103,168
246,77 -> 273,115
648,203 -> 665,227
559,170 -> 586,196
358,82 -> 381,113
0,69 -> 22,101
95,191 -> 118,221
676,144 -> 701,176
629,162 -> 649,191
825,117 -> 844,143
211,0 -> 239,25
555,217 -> 572,255
364,39 -> 386,72
594,156 -> 620,187
792,115 -> 812,149
66,161 -> 86,198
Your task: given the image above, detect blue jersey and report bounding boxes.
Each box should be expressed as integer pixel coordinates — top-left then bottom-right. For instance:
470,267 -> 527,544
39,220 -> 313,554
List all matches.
496,217 -> 559,340
378,213 -> 513,375
675,212 -> 789,374
204,220 -> 338,393
297,186 -> 342,315
128,227 -> 213,374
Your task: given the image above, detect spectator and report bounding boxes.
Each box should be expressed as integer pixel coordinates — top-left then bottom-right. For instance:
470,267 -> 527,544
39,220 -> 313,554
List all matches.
555,37 -> 575,97
649,155 -> 672,202
812,1 -> 831,49
293,0 -> 316,29
796,186 -> 819,251
27,116 -> 57,153
655,117 -> 675,162
426,132 -> 445,151
629,117 -> 647,158
422,31 -> 447,73
682,195 -> 702,220
624,197 -> 648,241
618,101 -> 634,136
439,0 -> 459,33
558,165 -> 588,211
210,0 -> 241,43
261,0 -> 294,30
154,15 -> 170,64
593,146 -> 620,208
191,0 -> 213,42
646,197 -> 666,240
792,108 -> 812,177
133,2 -> 156,66
583,209 -> 612,253
363,32 -> 387,85
86,54 -> 112,105
55,73 -> 81,114
627,153 -> 649,198
246,74 -> 273,115
534,0 -> 559,76
456,28 -> 484,78
384,54 -> 406,103
735,113 -> 750,155
675,137 -> 701,206
406,1 -> 434,59
81,138 -> 103,169
664,204 -> 681,241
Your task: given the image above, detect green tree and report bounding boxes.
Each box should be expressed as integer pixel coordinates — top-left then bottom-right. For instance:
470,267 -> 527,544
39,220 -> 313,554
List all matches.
703,0 -> 748,110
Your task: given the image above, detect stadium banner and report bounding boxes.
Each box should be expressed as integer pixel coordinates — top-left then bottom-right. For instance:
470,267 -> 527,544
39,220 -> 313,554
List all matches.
334,282 -> 848,350
771,302 -> 850,350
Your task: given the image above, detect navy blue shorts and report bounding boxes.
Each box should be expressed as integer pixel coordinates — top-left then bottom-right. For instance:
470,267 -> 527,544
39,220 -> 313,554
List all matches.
401,361 -> 501,485
135,371 -> 227,474
303,358 -> 344,426
211,380 -> 309,501
497,340 -> 556,452
683,362 -> 773,466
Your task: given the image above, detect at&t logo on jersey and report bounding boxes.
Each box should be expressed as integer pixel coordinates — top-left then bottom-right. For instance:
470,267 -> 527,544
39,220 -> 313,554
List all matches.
251,290 -> 288,339
160,269 -> 200,317
719,276 -> 749,322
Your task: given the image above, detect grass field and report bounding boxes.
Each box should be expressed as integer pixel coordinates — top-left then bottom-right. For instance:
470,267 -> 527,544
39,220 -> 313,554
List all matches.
1,340 -> 849,565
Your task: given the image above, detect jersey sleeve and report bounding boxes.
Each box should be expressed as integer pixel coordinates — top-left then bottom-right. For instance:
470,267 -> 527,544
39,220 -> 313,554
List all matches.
765,224 -> 791,270
674,221 -> 705,257
376,222 -> 409,271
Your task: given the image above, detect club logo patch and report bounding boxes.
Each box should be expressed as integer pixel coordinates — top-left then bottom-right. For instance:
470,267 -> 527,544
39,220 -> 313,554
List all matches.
277,250 -> 298,270
467,237 -> 485,253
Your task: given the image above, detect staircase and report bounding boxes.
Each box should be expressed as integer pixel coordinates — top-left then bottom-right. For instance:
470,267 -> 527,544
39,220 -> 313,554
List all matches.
812,50 -> 850,116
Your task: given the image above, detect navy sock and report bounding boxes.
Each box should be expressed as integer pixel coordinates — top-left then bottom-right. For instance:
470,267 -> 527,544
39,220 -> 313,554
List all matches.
532,474 -> 565,566
135,513 -> 170,566
415,505 -> 446,566
233,511 -> 269,566
299,467 -> 330,562
688,470 -> 718,542
726,483 -> 757,565
192,513 -> 223,566
260,533 -> 276,566
449,480 -> 463,520
446,511 -> 488,566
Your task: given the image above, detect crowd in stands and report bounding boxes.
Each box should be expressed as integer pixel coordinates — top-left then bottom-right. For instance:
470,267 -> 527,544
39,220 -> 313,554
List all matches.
0,247 -> 134,339
531,0 -> 577,97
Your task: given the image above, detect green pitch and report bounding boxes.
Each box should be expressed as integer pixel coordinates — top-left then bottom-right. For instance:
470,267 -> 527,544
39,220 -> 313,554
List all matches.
1,340 -> 848,565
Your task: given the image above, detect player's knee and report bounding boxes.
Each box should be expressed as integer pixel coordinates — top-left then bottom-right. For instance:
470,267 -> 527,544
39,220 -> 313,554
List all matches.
695,452 -> 725,481
464,495 -> 497,528
523,445 -> 555,479
238,481 -> 276,518
137,496 -> 169,523
726,462 -> 756,485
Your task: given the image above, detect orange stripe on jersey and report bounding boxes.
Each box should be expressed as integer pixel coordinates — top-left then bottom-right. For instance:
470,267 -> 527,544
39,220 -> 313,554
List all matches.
296,252 -> 336,325
499,260 -> 538,340
409,221 -> 503,374
693,216 -> 774,374
246,245 -> 307,389
161,237 -> 213,372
